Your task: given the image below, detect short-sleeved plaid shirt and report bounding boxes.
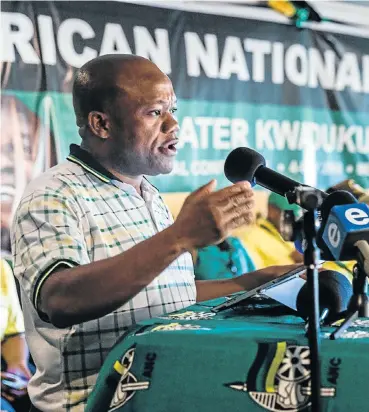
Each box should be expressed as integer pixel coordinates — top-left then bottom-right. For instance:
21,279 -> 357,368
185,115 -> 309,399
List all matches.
12,144 -> 196,411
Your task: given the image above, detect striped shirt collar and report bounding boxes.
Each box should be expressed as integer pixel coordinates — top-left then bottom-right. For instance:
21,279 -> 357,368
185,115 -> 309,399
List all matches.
67,144 -> 159,195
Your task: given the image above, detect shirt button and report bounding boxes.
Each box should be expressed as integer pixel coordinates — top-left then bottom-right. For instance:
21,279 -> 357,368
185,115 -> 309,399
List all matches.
230,265 -> 238,274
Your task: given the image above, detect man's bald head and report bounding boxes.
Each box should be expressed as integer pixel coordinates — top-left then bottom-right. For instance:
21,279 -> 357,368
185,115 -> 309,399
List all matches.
72,54 -> 168,129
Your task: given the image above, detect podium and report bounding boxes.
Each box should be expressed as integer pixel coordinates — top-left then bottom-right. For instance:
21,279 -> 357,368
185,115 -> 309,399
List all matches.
86,297 -> 369,412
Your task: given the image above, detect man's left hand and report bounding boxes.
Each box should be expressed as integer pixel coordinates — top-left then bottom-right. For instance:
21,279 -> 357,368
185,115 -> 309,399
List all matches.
1,371 -> 28,401
7,363 -> 32,380
237,264 -> 303,291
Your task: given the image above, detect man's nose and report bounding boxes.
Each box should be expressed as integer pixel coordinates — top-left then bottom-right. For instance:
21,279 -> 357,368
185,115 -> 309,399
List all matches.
162,113 -> 180,135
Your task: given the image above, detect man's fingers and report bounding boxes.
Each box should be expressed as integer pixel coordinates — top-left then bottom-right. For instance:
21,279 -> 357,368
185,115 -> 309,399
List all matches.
190,180 -> 217,200
0,372 -> 17,381
11,388 -> 27,397
221,192 -> 255,212
211,181 -> 252,202
213,185 -> 254,212
224,209 -> 254,230
299,266 -> 326,280
216,193 -> 256,230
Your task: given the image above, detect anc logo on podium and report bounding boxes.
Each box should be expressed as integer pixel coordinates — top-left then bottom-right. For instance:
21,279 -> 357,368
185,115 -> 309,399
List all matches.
134,322 -> 213,336
225,342 -> 336,412
150,322 -> 212,332
159,311 -> 216,320
109,346 -> 150,411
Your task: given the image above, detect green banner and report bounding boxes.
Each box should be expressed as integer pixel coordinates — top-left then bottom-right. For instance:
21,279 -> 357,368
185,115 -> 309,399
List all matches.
1,1 -> 368,211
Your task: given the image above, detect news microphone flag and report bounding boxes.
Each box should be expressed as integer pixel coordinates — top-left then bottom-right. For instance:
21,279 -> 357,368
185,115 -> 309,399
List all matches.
322,203 -> 369,261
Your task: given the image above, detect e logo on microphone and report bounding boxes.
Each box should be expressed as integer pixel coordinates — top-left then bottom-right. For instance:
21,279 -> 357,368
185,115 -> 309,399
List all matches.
345,208 -> 369,226
322,203 -> 369,260
327,223 -> 341,248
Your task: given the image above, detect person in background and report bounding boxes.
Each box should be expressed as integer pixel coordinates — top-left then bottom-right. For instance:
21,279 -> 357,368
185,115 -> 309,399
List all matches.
239,192 -> 303,269
326,178 -> 368,201
1,259 -> 32,412
193,237 -> 257,280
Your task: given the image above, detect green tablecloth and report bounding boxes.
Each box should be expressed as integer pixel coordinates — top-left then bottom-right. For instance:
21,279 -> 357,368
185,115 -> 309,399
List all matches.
86,298 -> 369,412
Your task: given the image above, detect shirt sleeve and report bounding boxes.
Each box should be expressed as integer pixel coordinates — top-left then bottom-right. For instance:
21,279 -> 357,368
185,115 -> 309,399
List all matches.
1,260 -> 25,338
12,187 -> 91,313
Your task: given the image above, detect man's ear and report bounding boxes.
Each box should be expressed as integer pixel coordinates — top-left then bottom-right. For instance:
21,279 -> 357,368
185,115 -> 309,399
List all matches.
88,111 -> 110,139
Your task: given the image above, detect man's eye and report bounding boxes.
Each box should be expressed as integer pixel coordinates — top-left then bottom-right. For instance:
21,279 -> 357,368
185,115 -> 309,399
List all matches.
170,108 -> 177,114
150,110 -> 161,116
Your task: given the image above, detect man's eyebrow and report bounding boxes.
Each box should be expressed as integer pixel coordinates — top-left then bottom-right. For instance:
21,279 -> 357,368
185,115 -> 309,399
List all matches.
149,99 -> 177,105
141,99 -> 178,107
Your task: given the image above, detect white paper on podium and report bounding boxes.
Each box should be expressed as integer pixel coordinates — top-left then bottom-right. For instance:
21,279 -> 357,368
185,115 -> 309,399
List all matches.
262,276 -> 306,311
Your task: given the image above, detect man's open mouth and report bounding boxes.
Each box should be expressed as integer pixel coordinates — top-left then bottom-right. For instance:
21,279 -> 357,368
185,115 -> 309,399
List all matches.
159,140 -> 178,156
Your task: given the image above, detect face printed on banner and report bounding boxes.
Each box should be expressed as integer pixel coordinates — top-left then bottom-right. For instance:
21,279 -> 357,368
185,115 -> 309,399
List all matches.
0,95 -> 57,251
84,57 -> 179,177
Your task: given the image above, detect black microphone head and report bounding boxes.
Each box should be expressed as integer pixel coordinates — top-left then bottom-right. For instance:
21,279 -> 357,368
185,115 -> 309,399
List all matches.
319,190 -> 358,221
224,147 -> 265,184
296,270 -> 352,323
317,191 -> 358,259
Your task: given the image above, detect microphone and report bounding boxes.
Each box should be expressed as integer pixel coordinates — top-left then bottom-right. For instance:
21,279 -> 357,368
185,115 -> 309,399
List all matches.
316,190 -> 358,259
319,190 -> 359,223
224,147 -> 327,206
294,191 -> 361,260
296,270 -> 353,325
321,201 -> 369,261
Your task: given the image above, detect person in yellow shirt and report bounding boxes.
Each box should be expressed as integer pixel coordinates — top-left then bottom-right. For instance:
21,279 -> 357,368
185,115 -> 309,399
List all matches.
238,192 -> 303,269
1,259 -> 32,412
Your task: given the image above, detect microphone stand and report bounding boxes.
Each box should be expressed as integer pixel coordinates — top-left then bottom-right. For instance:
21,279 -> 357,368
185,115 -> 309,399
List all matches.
330,242 -> 369,339
287,187 -> 323,412
303,209 -> 322,412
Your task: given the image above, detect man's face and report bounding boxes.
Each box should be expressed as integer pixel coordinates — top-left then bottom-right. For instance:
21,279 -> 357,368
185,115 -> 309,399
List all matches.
107,75 -> 179,177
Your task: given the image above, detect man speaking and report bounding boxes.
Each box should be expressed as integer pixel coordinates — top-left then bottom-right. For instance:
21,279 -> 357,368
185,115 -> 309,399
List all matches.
12,54 -> 298,411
